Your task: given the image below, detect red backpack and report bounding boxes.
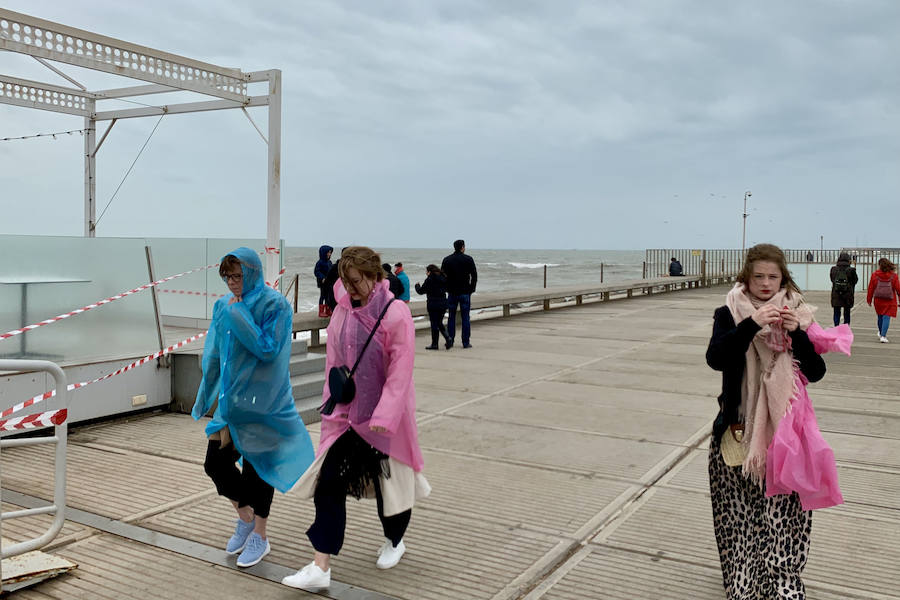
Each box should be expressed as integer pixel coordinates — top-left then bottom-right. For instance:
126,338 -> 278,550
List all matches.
873,276 -> 895,300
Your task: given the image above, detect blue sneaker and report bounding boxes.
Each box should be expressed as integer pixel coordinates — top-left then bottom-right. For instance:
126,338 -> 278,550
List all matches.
226,518 -> 255,555
236,532 -> 270,567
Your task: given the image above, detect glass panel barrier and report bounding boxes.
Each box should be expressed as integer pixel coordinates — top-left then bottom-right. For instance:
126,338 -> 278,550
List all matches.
0,235 -> 159,365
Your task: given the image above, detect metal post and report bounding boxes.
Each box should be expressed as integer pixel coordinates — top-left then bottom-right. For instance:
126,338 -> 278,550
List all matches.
701,250 -> 707,287
742,190 -> 751,254
145,246 -> 168,368
84,107 -> 96,237
265,70 -> 282,283
600,263 -> 604,283
543,265 -> 547,288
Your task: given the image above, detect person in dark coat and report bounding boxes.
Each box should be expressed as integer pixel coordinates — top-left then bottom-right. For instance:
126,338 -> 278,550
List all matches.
414,264 -> 450,350
321,249 -> 345,313
669,257 -> 684,276
383,263 -> 404,299
829,252 -> 858,326
440,239 -> 477,349
315,245 -> 334,318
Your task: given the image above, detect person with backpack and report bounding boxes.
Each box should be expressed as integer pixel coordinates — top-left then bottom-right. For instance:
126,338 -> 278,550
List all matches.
829,252 -> 858,326
866,258 -> 900,343
315,245 -> 334,318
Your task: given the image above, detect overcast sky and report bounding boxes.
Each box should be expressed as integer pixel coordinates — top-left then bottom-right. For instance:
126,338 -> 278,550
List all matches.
1,1 -> 897,250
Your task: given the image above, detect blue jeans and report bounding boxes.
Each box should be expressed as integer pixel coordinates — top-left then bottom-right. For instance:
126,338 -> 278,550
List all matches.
833,306 -> 850,326
878,314 -> 891,337
446,293 -> 471,345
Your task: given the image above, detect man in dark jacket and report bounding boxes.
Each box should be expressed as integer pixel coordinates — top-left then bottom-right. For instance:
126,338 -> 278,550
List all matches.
383,263 -> 404,299
440,239 -> 477,349
669,257 -> 684,276
830,252 -> 858,326
315,245 -> 333,317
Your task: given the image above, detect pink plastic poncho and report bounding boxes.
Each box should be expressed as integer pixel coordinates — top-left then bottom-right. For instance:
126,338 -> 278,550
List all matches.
765,322 -> 851,510
318,279 -> 424,471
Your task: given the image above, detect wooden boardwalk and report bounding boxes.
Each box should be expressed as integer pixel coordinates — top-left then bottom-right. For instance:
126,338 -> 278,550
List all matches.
3,286 -> 898,599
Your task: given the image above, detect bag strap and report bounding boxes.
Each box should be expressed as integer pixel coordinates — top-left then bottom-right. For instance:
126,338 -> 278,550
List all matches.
348,298 -> 395,377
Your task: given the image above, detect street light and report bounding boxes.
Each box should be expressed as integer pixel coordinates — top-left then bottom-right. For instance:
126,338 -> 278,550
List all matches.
742,190 -> 752,254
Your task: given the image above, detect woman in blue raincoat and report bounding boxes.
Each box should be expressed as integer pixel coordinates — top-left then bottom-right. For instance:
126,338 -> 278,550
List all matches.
192,247 -> 314,568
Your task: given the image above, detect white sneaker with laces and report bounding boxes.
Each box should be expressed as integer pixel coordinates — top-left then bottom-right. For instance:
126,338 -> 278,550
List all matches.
376,539 -> 406,569
881,336 -> 890,343
282,562 -> 330,592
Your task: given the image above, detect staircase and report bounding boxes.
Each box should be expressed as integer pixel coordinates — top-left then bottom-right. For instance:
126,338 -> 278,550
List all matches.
289,338 -> 326,423
170,337 -> 326,425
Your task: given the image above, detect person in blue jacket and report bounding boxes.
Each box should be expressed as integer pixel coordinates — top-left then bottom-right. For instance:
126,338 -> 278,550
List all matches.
193,247 -> 315,569
394,262 -> 411,303
315,245 -> 334,317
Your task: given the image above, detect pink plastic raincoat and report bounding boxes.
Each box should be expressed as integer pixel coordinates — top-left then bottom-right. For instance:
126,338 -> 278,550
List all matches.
765,322 -> 850,510
318,279 -> 424,471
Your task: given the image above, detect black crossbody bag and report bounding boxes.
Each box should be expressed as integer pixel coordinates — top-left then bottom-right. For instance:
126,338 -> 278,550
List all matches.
319,299 -> 394,416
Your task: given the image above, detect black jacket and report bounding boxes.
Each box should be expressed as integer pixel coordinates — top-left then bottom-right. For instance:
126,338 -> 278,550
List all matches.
441,251 -> 477,295
829,261 -> 858,309
705,305 -> 826,441
669,260 -> 684,276
415,273 -> 448,309
386,272 -> 404,299
322,261 -> 340,309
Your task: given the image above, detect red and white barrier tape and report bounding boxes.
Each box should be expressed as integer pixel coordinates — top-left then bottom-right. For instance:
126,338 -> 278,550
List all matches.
0,248 -> 282,343
0,263 -> 219,342
0,408 -> 67,431
157,288 -> 226,298
1,331 -> 206,418
268,267 -> 287,289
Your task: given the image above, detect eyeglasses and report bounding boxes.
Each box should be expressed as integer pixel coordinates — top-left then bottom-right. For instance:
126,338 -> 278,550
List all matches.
222,273 -> 243,283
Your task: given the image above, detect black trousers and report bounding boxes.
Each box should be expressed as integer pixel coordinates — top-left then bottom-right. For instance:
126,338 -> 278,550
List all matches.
306,432 -> 411,555
204,440 -> 274,519
427,305 -> 448,347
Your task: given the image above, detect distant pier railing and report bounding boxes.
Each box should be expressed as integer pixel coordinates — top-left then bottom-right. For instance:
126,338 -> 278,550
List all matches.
293,274 -> 730,346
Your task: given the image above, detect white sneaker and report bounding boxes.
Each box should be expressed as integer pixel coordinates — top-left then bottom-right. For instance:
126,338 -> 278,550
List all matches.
376,539 -> 405,569
881,336 -> 889,343
281,561 -> 330,592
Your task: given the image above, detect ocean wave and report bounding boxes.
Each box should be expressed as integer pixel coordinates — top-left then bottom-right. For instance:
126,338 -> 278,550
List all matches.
508,262 -> 561,269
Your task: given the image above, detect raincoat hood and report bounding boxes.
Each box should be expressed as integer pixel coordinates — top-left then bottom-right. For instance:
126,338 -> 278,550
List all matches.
319,245 -> 334,261
836,252 -> 851,267
223,247 -> 264,299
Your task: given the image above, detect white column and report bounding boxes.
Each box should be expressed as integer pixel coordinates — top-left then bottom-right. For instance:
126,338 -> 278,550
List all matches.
266,70 -> 281,283
83,105 -> 96,237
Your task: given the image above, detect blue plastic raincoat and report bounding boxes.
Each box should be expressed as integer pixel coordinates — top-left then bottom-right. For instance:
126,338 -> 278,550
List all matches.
192,247 -> 314,493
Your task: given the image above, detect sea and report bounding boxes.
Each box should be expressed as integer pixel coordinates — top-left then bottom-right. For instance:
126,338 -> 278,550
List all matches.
283,247 -> 645,313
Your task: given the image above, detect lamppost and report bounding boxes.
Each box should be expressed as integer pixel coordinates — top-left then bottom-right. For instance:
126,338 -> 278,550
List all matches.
742,190 -> 752,254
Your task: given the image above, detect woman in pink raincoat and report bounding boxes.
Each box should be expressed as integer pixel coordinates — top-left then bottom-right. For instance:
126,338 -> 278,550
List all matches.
283,246 -> 430,593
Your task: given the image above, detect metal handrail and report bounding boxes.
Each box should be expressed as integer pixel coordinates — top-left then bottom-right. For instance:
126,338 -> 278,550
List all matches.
282,273 -> 299,313
0,359 -> 68,560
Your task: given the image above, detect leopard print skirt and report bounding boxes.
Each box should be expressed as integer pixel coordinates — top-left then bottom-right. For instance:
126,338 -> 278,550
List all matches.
708,436 -> 812,600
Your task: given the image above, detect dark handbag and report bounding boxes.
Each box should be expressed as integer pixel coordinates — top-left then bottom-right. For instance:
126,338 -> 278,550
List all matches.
319,299 -> 394,415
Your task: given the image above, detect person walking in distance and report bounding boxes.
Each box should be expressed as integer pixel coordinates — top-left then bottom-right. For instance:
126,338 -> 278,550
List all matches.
315,245 -> 334,318
394,262 -> 411,303
192,248 -> 315,568
441,239 -> 477,349
415,264 -> 451,350
866,257 -> 900,343
829,252 -> 858,326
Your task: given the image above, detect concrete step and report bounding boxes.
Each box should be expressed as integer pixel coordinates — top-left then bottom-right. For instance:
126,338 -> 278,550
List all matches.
291,371 -> 324,403
289,352 -> 326,377
290,338 -> 308,355
296,394 -> 323,424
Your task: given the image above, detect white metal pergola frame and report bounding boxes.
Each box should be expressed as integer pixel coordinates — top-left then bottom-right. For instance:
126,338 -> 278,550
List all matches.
0,9 -> 282,280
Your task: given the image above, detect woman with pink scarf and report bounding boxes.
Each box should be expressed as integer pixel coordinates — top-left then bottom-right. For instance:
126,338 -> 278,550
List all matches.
283,246 -> 430,593
706,243 -> 827,599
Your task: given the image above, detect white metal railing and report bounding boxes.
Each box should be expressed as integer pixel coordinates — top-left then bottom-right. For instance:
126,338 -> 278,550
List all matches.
0,359 -> 69,580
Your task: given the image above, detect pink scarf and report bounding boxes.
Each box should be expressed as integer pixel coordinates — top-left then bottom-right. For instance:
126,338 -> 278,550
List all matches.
726,284 -> 813,483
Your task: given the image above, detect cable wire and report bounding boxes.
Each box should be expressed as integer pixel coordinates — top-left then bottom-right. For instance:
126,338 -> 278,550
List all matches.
1,129 -> 87,142
93,114 -> 165,230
